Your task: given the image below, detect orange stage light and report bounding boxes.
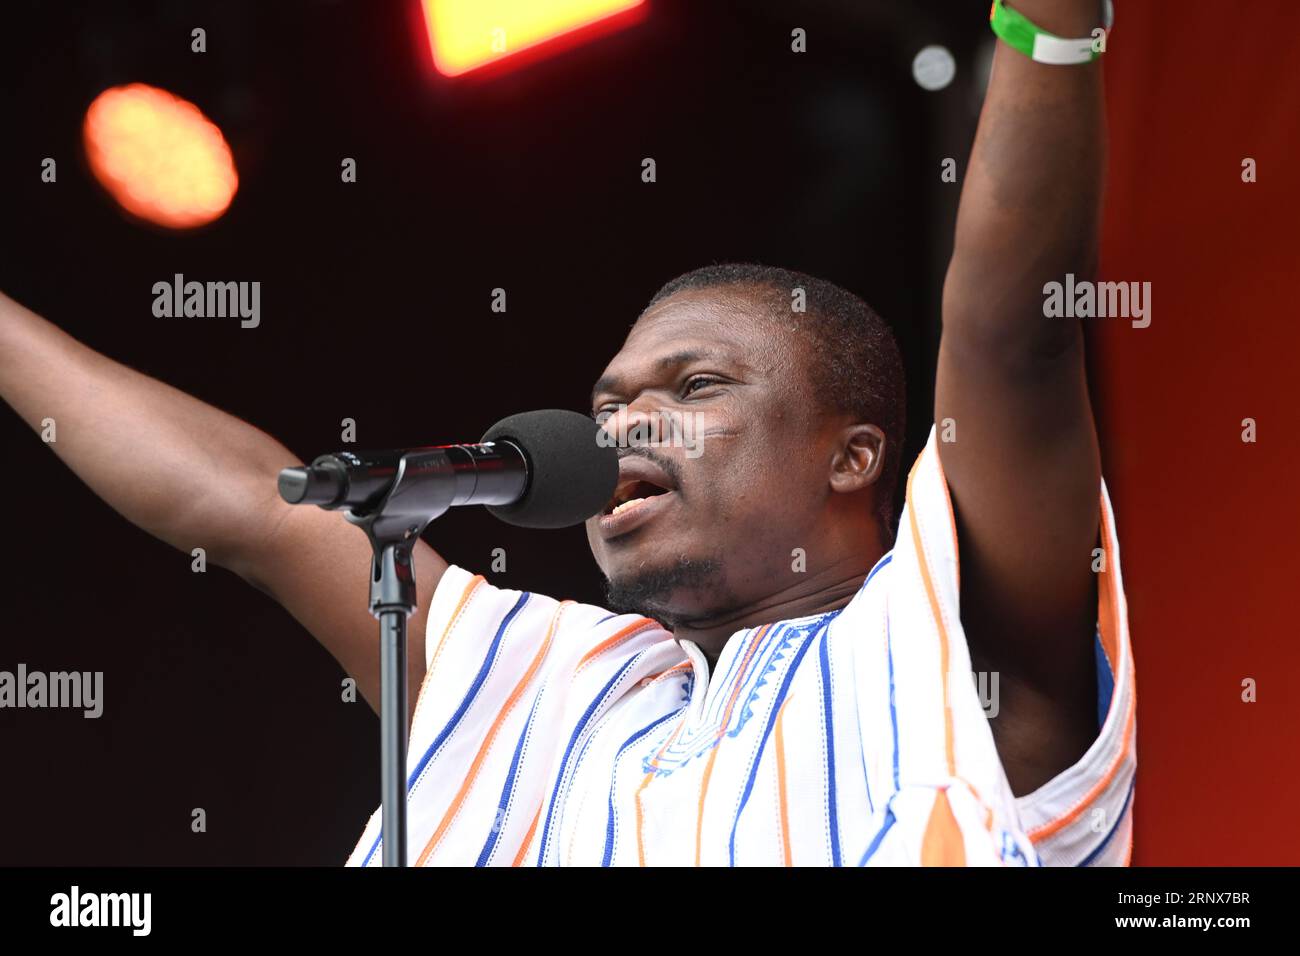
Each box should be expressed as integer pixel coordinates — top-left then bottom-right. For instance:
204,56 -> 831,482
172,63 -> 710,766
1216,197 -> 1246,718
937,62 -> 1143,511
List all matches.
421,0 -> 646,77
83,84 -> 238,230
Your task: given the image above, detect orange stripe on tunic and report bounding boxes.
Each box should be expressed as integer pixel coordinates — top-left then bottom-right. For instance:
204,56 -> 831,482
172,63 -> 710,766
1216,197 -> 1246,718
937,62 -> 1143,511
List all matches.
410,574 -> 485,728
774,692 -> 796,866
906,456 -> 1005,864
511,806 -> 543,867
635,720 -> 687,866
929,439 -> 963,593
415,602 -> 569,865
905,459 -> 957,778
921,789 -> 967,866
644,660 -> 692,685
577,617 -> 661,670
694,624 -> 772,865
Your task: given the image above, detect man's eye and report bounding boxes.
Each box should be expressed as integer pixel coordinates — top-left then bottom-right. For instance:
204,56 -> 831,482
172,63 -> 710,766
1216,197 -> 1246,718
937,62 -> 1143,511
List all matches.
682,375 -> 721,396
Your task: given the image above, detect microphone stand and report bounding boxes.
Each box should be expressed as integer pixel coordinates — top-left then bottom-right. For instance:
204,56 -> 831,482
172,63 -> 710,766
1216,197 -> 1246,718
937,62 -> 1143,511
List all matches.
348,508 -> 425,869
325,443 -> 526,866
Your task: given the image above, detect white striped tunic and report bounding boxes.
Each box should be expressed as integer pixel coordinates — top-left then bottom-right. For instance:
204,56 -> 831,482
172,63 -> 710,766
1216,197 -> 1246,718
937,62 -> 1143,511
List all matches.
346,425 -> 1136,866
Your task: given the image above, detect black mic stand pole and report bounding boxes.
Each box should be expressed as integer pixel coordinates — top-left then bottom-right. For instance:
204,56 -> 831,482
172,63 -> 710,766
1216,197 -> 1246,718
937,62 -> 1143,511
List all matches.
348,509 -> 424,869
335,444 -> 525,867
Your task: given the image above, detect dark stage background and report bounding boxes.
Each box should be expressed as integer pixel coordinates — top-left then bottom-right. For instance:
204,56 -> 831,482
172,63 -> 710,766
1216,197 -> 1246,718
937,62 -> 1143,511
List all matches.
0,0 -> 978,865
2,0 -> 1295,866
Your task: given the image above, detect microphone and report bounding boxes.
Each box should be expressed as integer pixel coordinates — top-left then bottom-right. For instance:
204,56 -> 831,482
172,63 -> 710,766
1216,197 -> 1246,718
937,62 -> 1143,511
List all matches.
276,409 -> 619,529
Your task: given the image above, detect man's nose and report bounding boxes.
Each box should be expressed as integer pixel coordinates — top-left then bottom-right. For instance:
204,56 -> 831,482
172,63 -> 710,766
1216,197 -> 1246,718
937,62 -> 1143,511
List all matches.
600,398 -> 664,448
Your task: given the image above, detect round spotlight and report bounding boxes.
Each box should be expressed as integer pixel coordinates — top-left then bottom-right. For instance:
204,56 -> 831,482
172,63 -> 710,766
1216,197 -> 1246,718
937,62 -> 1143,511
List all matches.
83,83 -> 238,229
912,45 -> 956,92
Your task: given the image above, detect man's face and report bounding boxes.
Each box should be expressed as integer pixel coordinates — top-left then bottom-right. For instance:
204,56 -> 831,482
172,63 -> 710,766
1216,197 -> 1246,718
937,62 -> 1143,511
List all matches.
585,287 -> 844,626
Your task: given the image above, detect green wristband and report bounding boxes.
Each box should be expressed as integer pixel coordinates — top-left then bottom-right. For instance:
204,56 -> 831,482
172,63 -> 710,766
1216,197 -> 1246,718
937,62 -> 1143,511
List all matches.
989,0 -> 1113,65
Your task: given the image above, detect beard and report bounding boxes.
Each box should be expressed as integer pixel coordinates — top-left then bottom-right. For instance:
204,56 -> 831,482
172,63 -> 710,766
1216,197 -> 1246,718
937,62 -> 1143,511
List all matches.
602,554 -> 725,629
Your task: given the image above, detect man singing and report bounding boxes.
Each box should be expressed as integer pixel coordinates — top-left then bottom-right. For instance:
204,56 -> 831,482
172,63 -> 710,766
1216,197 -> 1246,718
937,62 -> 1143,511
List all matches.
0,0 -> 1132,866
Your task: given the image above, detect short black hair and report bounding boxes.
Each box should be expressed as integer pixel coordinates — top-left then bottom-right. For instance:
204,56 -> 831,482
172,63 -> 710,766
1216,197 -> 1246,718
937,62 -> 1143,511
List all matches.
644,262 -> 907,535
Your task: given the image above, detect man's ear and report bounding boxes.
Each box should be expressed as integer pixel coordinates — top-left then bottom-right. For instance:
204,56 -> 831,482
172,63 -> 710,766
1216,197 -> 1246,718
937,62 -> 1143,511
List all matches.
829,423 -> 885,494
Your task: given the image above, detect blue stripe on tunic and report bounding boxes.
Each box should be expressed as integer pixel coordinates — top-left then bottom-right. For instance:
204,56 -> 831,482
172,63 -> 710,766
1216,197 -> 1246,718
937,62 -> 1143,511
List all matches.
818,617 -> 843,865
1077,775 -> 1135,866
535,651 -> 648,865
726,620 -> 823,865
362,591 -> 530,867
476,690 -> 544,866
602,709 -> 682,866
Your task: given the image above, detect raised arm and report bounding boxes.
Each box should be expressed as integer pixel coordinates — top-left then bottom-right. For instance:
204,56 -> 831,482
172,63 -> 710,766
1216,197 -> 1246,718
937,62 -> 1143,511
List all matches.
935,0 -> 1108,794
0,289 -> 447,721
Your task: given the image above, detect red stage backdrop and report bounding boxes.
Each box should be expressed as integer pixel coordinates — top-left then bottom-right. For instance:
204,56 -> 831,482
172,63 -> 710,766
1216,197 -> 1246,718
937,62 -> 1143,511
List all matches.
1093,0 -> 1300,864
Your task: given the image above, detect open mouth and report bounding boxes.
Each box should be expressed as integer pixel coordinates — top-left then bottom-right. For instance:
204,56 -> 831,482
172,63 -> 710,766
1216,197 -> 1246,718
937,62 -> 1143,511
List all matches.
603,478 -> 672,517
596,456 -> 680,537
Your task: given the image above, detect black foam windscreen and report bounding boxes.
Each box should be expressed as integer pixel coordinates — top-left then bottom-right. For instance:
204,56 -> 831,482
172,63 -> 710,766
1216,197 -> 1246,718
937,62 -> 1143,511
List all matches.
480,409 -> 619,529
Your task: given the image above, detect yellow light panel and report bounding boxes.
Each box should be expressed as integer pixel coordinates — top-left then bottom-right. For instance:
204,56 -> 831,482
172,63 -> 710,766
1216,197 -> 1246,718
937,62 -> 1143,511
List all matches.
422,0 -> 646,77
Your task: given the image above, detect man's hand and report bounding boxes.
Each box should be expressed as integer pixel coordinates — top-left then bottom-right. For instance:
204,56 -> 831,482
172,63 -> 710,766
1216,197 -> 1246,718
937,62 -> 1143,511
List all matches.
936,0 -> 1109,795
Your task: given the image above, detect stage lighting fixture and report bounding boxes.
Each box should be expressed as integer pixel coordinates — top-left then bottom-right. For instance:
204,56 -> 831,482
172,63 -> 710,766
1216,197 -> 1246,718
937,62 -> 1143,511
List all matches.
421,0 -> 646,77
83,83 -> 238,230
